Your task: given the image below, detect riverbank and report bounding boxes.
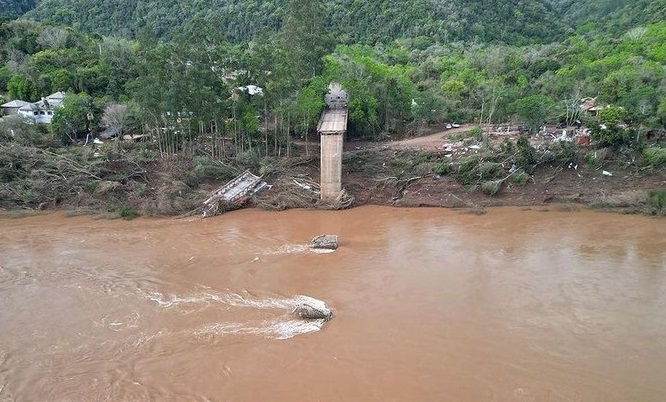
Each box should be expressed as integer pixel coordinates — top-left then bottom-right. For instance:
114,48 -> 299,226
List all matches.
1,127 -> 665,218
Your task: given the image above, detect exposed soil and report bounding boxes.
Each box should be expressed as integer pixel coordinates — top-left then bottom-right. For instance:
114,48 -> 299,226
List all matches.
1,125 -> 665,217
270,124 -> 666,213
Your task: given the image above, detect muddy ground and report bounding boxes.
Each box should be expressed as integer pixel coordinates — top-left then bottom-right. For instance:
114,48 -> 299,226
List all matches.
1,124 -> 665,217
260,124 -> 666,214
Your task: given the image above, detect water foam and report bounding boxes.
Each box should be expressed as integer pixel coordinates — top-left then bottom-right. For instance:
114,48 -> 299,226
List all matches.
194,318 -> 325,340
147,291 -> 330,339
147,291 -> 326,311
262,244 -> 311,255
309,248 -> 336,254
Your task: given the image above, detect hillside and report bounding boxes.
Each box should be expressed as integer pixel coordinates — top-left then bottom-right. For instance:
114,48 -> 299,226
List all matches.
22,0 -> 567,45
554,0 -> 666,33
0,0 -> 37,20
9,0 -> 664,46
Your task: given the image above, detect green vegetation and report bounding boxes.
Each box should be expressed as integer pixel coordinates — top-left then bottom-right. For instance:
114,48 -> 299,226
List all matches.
118,206 -> 138,220
0,0 -> 664,216
0,0 -> 37,20
22,0 -> 569,45
643,147 -> 666,167
647,190 -> 666,215
1,10 -> 666,143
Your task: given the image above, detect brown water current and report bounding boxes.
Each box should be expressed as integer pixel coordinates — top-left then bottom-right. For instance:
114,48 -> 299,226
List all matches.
0,206 -> 665,401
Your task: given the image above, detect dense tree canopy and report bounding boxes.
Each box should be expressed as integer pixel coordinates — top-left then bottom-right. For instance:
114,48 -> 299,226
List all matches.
0,0 -> 664,153
23,0 -> 570,45
0,0 -> 37,20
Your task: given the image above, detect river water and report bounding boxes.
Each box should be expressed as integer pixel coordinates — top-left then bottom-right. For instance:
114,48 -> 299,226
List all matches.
0,206 -> 665,401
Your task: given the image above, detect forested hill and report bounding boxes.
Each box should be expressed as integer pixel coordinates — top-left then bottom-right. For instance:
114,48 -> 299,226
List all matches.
22,0 -> 568,45
0,0 -> 37,20
554,0 -> 666,34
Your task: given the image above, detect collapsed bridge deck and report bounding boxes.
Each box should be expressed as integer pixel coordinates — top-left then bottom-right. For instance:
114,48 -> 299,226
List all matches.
317,109 -> 348,135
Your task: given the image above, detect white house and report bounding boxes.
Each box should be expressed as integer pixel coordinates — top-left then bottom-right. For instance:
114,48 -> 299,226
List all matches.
16,91 -> 66,124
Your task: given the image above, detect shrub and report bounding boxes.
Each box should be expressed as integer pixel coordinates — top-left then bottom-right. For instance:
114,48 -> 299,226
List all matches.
555,140 -> 576,163
647,190 -> 666,215
118,206 -> 138,220
481,180 -> 502,196
0,116 -> 54,147
513,171 -> 530,185
137,145 -> 160,161
183,156 -> 237,186
391,157 -> 412,170
499,138 -> 514,153
516,136 -> 536,171
643,147 -> 666,167
589,124 -> 635,148
584,151 -> 597,167
477,162 -> 503,179
455,156 -> 480,185
433,161 -> 452,176
236,148 -> 262,168
468,126 -> 483,141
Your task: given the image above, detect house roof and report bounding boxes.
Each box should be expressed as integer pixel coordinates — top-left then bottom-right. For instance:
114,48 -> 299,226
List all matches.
1,100 -> 30,108
236,85 -> 263,96
19,103 -> 40,111
580,97 -> 602,111
8,91 -> 66,113
47,91 -> 66,102
100,126 -> 119,139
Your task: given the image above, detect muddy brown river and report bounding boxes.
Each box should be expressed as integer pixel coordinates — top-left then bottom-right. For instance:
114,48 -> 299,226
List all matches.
0,206 -> 665,401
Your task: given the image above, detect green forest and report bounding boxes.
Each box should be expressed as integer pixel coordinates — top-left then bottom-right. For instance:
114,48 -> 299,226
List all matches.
2,0 -> 665,148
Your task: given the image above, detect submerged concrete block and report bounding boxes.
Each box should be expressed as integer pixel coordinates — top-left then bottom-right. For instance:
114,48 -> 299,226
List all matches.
310,234 -> 339,250
293,303 -> 333,321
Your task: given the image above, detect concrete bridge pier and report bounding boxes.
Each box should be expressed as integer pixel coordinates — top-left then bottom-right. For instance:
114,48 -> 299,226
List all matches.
318,83 -> 348,202
320,133 -> 343,201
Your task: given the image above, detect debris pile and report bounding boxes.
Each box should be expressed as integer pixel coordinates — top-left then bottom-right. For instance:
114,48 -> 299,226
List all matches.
202,170 -> 267,217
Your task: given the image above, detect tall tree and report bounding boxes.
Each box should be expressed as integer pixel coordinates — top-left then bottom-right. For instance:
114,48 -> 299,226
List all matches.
510,94 -> 558,134
102,103 -> 130,143
279,0 -> 331,81
51,92 -> 96,144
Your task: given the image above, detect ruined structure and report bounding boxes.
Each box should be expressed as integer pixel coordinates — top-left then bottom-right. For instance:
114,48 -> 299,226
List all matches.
318,84 -> 348,202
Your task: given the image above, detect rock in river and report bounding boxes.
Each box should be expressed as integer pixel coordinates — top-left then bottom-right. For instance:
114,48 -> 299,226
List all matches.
310,234 -> 338,250
293,303 -> 333,321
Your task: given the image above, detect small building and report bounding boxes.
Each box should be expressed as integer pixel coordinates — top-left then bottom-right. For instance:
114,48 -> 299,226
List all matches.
580,97 -> 603,116
16,91 -> 66,124
1,100 -> 30,116
236,84 -> 264,96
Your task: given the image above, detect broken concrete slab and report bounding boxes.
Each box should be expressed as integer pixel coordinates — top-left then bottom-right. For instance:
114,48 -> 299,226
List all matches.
293,303 -> 333,321
310,234 -> 338,250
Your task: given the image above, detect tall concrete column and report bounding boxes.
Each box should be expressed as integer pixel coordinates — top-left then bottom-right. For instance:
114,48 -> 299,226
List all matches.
318,83 -> 348,202
320,133 -> 343,201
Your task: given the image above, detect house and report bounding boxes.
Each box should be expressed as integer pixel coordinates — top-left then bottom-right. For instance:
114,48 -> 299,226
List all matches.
579,97 -> 603,116
1,100 -> 30,116
236,84 -> 264,96
16,91 -> 66,124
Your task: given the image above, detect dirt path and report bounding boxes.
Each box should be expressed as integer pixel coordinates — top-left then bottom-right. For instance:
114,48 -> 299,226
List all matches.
336,124 -> 666,213
385,124 -> 474,150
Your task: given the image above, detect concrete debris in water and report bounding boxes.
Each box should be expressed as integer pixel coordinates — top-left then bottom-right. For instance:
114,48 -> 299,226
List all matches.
293,303 -> 333,321
310,234 -> 338,250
